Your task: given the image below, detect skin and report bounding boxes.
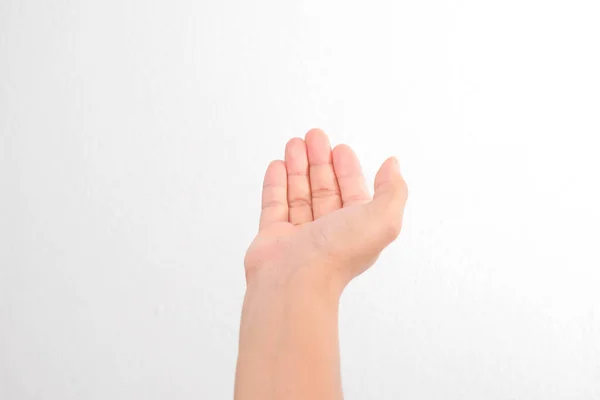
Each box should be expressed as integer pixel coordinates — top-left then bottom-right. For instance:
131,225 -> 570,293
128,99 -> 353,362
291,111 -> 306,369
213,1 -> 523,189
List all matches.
234,128 -> 408,400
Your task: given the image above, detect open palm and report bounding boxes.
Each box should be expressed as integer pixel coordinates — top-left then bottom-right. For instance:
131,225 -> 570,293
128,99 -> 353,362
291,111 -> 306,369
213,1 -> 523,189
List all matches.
245,129 -> 408,286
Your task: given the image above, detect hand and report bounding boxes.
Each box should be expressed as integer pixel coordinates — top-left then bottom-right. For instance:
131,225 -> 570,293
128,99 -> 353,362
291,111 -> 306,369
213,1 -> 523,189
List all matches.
244,129 -> 408,294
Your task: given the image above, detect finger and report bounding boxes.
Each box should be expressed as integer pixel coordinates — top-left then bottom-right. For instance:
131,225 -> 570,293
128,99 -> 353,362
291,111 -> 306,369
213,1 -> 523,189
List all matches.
311,157 -> 407,278
332,144 -> 371,207
367,156 -> 408,244
305,128 -> 342,219
285,137 -> 313,225
259,160 -> 289,231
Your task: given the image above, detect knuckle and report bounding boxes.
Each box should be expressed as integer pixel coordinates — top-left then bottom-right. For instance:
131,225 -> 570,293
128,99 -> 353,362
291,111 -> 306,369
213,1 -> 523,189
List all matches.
311,186 -> 341,199
288,197 -> 311,208
382,219 -> 402,242
288,171 -> 309,177
342,193 -> 370,207
262,199 -> 285,209
399,179 -> 408,199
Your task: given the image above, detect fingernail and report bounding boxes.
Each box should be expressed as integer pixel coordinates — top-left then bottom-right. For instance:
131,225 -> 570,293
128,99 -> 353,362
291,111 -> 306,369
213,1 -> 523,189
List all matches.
392,156 -> 400,171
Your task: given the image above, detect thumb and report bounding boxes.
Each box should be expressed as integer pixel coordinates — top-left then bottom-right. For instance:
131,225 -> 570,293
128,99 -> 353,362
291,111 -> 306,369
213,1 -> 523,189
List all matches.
309,156 -> 407,279
366,156 -> 408,245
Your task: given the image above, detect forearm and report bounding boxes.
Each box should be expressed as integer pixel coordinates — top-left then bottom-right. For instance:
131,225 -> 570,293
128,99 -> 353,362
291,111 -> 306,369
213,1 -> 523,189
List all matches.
234,270 -> 344,400
235,129 -> 407,398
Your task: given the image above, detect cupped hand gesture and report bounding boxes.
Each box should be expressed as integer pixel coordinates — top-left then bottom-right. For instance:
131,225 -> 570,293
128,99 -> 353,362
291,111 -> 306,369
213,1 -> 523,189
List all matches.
244,129 -> 408,293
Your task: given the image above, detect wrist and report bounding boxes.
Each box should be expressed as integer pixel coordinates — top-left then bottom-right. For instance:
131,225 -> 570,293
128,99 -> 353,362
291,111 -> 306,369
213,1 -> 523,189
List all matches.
237,262 -> 345,400
245,262 -> 348,305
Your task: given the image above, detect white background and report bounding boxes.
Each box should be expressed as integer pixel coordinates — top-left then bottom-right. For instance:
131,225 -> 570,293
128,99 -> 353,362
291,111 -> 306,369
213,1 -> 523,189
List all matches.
1,0 -> 599,399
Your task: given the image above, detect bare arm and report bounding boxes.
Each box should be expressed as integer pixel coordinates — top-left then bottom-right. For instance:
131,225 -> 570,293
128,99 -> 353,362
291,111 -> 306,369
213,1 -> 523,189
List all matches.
235,271 -> 343,400
234,129 -> 408,400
